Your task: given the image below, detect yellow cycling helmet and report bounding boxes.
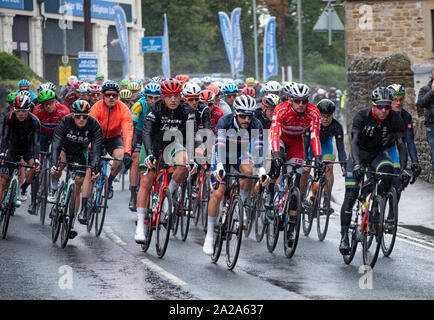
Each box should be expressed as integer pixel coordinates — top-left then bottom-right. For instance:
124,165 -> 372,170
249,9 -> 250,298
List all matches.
245,77 -> 255,86
127,82 -> 141,92
119,89 -> 132,100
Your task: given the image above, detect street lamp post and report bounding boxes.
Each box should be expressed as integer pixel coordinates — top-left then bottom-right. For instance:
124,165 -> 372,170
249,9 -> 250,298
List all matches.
253,0 -> 259,81
297,0 -> 303,82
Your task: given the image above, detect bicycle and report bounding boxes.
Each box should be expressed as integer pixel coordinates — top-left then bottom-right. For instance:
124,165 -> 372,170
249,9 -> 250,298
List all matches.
193,162 -> 211,231
266,163 -> 303,259
211,171 -> 259,270
253,181 -> 267,242
51,162 -> 89,248
87,155 -> 123,237
35,150 -> 52,225
0,161 -> 34,239
140,162 -> 173,258
172,165 -> 194,242
343,170 -> 399,268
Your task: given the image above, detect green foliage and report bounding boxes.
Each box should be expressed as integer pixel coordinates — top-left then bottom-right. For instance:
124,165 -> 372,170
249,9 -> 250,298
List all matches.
308,63 -> 346,90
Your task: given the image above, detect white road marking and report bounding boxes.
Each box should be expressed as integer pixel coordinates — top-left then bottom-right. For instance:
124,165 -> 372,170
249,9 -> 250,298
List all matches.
396,237 -> 434,251
104,226 -> 127,246
141,258 -> 187,286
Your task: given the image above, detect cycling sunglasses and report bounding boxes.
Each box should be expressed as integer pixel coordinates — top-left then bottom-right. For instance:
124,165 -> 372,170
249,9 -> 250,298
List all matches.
104,93 -> 119,98
186,97 -> 200,102
74,113 -> 89,119
373,103 -> 391,110
292,98 -> 308,104
15,108 -> 30,113
237,113 -> 253,120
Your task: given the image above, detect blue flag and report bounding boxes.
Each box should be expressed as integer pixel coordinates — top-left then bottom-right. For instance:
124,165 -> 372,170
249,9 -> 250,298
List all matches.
113,6 -> 129,79
263,17 -> 278,81
231,8 -> 244,76
218,11 -> 233,75
162,14 -> 171,79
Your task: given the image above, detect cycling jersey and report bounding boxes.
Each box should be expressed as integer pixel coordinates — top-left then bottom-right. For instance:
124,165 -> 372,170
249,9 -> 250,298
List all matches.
142,100 -> 197,158
195,102 -> 211,130
131,97 -> 148,131
210,105 -> 225,133
218,99 -> 232,115
215,113 -> 264,168
0,112 -> 40,161
270,101 -> 321,158
89,100 -> 134,155
51,114 -> 103,170
256,111 -> 272,129
350,108 -> 407,168
63,91 -> 78,110
33,103 -> 70,136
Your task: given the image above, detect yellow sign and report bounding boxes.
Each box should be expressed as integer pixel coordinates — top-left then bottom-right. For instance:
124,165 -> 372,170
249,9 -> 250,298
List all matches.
59,65 -> 71,86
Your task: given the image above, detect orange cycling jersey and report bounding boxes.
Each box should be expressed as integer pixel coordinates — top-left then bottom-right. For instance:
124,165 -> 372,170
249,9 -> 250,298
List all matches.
270,101 -> 321,157
90,100 -> 134,155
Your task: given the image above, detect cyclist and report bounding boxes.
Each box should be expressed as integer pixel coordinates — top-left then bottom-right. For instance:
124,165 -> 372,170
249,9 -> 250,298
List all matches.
339,87 -> 408,255
386,84 -> 421,202
304,99 -> 347,212
207,84 -> 232,115
262,81 -> 282,97
34,82 -> 59,106
64,80 -> 82,110
266,83 -> 322,245
134,79 -> 197,243
120,79 -> 130,90
95,73 -> 105,86
257,94 -> 280,130
241,86 -> 256,98
200,89 -> 224,133
282,82 -> 296,102
77,82 -> 91,102
88,84 -> 101,106
222,83 -> 239,111
128,82 -> 161,212
60,75 -> 77,100
0,95 -> 41,215
50,100 -> 103,234
201,76 -> 212,89
1,93 -> 19,136
127,82 -> 141,104
183,82 -> 211,130
203,94 -> 268,255
89,80 -> 134,199
120,89 -> 133,109
312,88 -> 327,106
16,79 -> 37,100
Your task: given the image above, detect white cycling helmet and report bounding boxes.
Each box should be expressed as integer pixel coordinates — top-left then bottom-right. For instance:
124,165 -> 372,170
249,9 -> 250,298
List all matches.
202,76 -> 212,85
290,83 -> 310,99
78,82 -> 91,94
212,81 -> 225,92
317,88 -> 326,96
283,82 -> 297,95
233,94 -> 257,115
263,80 -> 282,93
151,76 -> 162,84
182,82 -> 201,97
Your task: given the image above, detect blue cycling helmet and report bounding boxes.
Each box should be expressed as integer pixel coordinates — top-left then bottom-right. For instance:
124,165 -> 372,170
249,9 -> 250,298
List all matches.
18,79 -> 30,88
101,80 -> 120,93
223,82 -> 239,94
133,78 -> 143,88
144,82 -> 161,96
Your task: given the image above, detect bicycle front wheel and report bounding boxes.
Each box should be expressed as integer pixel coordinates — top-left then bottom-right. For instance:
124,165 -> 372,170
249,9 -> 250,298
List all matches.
284,187 -> 302,259
302,175 -> 315,237
254,193 -> 266,242
362,195 -> 384,268
180,178 -> 192,241
316,177 -> 331,241
156,188 -> 172,258
343,222 -> 359,265
86,182 -> 97,233
51,181 -> 64,243
95,176 -> 109,237
226,196 -> 243,270
60,183 -> 76,248
381,188 -> 398,257
2,180 -> 17,239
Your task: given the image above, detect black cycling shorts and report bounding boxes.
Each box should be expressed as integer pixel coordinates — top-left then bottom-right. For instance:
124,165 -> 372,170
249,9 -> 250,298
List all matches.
0,148 -> 34,176
103,135 -> 124,156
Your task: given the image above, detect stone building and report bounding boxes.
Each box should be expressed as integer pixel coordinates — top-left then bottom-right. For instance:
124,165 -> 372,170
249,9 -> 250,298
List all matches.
0,0 -> 145,83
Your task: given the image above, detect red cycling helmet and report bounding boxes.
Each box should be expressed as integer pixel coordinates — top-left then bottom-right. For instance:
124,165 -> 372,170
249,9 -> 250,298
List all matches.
241,87 -> 256,97
206,84 -> 221,97
161,79 -> 183,95
199,89 -> 215,103
73,80 -> 83,90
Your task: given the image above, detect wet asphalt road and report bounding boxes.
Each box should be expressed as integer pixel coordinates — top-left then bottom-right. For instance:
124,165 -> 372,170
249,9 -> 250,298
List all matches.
0,176 -> 433,300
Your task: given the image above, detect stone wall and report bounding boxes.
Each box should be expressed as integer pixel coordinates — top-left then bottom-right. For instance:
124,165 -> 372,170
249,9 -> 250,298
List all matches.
346,52 -> 433,182
345,0 -> 433,68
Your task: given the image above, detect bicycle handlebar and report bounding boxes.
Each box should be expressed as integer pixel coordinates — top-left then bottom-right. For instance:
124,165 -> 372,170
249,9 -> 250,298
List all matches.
2,160 -> 35,169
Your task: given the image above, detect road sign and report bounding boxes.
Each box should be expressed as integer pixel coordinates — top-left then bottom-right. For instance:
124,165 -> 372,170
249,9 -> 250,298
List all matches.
313,6 -> 344,31
78,51 -> 98,81
59,65 -> 71,86
62,55 -> 69,65
142,36 -> 163,53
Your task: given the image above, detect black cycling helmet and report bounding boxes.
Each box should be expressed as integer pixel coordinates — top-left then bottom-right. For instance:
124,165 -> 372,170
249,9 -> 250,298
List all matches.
71,100 -> 91,114
317,99 -> 336,114
101,80 -> 120,93
371,87 -> 393,104
14,94 -> 33,110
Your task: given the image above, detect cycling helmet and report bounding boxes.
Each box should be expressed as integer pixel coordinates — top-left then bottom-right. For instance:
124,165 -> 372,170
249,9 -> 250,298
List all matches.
144,82 -> 161,96
67,75 -> 77,86
329,87 -> 336,93
71,100 -> 91,114
38,89 -> 56,103
14,94 -> 33,109
151,76 -> 162,84
317,88 -> 326,96
371,87 -> 393,104
213,81 -> 225,92
233,95 -> 256,115
223,83 -> 239,94
290,83 -> 310,99
160,79 -> 182,94
19,90 -> 32,99
73,80 -> 83,90
387,84 -> 405,97
245,77 -> 255,86
176,74 -> 190,85
127,81 -> 141,92
18,79 -> 30,88
263,81 -> 282,93
88,84 -> 100,93
182,82 -> 201,97
38,82 -> 56,93
199,90 -> 215,104
241,86 -> 256,97
262,94 -> 280,109
317,99 -> 336,114
101,80 -> 120,93
283,82 -> 297,95
119,89 -> 132,100
95,73 -> 104,80
120,79 -> 130,87
133,78 -> 143,88
78,82 -> 91,94
202,76 -> 212,86
7,92 -> 19,103
206,84 -> 221,97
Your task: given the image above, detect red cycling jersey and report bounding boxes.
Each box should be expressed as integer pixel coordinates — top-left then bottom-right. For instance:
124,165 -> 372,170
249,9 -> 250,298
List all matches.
33,103 -> 70,136
270,101 -> 321,161
210,105 -> 225,133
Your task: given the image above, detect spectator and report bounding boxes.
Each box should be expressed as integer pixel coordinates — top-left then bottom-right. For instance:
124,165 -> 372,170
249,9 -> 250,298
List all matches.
417,67 -> 434,178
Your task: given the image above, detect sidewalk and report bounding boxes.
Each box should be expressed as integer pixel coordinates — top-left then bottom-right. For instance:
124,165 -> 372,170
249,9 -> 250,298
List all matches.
330,165 -> 434,234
